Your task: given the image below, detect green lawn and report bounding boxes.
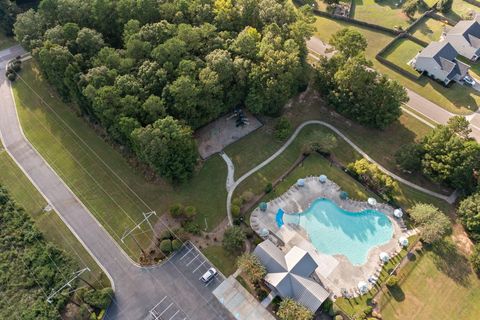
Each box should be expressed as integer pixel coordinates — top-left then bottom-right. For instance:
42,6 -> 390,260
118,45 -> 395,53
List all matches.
352,0 -> 425,29
0,32 -> 16,51
13,60 -> 228,260
382,38 -> 424,77
0,147 -> 108,287
202,245 -> 239,276
380,241 -> 480,319
444,0 -> 480,22
313,15 -> 479,114
411,17 -> 447,42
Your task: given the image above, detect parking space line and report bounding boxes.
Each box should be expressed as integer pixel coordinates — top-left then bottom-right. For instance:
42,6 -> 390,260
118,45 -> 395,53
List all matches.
168,310 -> 179,320
192,260 -> 207,273
180,246 -> 194,260
186,253 -> 199,266
159,302 -> 173,317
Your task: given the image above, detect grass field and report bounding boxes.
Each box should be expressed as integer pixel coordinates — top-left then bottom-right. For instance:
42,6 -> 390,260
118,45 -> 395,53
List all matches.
0,145 -> 108,287
0,32 -> 16,51
13,60 -> 228,259
380,240 -> 480,319
444,0 -> 480,22
411,17 -> 446,42
352,0 -> 424,29
382,38 -> 424,77
202,245 -> 239,276
313,15 -> 479,114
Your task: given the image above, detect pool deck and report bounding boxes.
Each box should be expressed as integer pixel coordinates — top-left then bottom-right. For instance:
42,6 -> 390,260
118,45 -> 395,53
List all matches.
250,176 -> 412,297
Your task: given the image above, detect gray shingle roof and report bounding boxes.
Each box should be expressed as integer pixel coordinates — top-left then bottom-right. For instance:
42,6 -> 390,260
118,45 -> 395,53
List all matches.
447,20 -> 480,47
418,41 -> 457,64
253,240 -> 329,312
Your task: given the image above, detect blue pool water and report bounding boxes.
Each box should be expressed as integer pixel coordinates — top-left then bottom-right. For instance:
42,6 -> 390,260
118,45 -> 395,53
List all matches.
283,198 -> 393,265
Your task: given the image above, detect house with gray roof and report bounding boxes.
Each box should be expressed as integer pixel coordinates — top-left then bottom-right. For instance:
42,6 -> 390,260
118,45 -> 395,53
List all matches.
411,41 -> 470,85
444,18 -> 480,61
253,240 -> 330,312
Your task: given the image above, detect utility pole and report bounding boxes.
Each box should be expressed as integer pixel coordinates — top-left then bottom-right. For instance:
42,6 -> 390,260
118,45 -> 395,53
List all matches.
121,211 -> 157,256
46,268 -> 90,303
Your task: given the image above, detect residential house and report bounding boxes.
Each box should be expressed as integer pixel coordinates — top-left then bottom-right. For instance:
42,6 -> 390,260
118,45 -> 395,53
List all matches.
411,41 -> 470,85
253,240 -> 330,313
443,17 -> 480,61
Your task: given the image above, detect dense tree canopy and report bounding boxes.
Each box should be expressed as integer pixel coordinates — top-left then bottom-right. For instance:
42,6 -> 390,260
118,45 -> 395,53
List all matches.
316,29 -> 407,129
0,185 -> 78,319
396,116 -> 480,193
236,253 -> 266,283
14,0 -> 314,181
277,298 -> 313,320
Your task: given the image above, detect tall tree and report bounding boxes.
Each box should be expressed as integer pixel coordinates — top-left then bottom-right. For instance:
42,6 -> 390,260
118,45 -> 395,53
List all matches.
409,203 -> 451,244
131,116 -> 198,182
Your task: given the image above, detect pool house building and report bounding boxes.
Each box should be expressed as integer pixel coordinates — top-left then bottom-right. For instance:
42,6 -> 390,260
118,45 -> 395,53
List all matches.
253,240 -> 330,312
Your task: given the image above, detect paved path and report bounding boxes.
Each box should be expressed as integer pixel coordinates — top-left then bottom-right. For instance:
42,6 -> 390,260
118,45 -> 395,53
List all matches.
224,120 -> 456,225
220,151 -> 235,192
307,37 -> 480,141
0,47 -> 231,320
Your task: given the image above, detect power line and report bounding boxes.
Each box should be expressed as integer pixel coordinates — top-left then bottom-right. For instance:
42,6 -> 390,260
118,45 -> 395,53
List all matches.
47,268 -> 90,303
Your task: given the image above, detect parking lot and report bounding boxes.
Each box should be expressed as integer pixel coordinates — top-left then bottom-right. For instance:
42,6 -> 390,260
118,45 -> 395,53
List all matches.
143,242 -> 231,320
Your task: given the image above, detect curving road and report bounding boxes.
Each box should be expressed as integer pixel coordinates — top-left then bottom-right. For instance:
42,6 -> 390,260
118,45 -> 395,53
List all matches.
225,120 -> 457,225
0,47 -> 231,320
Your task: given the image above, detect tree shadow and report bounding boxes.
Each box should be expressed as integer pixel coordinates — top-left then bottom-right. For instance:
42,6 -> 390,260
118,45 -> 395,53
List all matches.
388,285 -> 405,302
430,239 -> 473,287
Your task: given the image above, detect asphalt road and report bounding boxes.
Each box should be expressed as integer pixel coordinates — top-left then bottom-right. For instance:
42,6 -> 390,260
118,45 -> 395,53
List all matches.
306,37 -> 480,141
0,46 -> 232,320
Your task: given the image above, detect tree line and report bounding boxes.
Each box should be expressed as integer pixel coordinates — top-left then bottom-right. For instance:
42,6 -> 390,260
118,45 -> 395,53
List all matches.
14,0 -> 315,182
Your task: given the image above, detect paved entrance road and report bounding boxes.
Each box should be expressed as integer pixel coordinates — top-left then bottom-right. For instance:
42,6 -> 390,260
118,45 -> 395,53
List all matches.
307,37 -> 480,141
0,46 -> 232,320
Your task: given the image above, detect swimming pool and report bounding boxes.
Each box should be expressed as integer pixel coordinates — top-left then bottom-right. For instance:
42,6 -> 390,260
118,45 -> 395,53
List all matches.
283,198 -> 393,265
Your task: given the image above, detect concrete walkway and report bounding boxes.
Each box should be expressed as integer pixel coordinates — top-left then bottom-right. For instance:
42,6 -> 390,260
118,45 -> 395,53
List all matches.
220,151 -> 235,192
224,121 -> 456,225
0,46 -> 231,320
307,36 -> 480,141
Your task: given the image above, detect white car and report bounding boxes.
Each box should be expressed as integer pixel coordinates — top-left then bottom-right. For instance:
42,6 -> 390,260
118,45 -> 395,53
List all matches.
464,75 -> 476,86
200,267 -> 217,283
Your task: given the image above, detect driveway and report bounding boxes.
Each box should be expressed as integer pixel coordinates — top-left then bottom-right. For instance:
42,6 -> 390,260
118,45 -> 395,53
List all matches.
306,37 -> 480,142
0,46 -> 232,320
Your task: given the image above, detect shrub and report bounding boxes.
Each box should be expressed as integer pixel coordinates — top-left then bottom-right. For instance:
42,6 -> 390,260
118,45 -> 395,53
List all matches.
169,203 -> 184,218
231,205 -> 241,218
184,206 -> 197,220
457,192 -> 480,241
386,275 -> 399,287
334,315 -> 344,320
172,239 -> 182,251
172,227 -> 189,241
274,117 -> 292,141
232,197 -> 243,207
158,230 -> 172,240
265,182 -> 273,194
223,226 -> 246,252
241,190 -> 255,202
471,244 -> 480,274
402,0 -> 418,17
183,221 -> 201,235
83,288 -> 113,309
236,253 -> 266,283
159,239 -> 172,253
277,298 -> 313,320
347,159 -> 398,200
6,71 -> 16,81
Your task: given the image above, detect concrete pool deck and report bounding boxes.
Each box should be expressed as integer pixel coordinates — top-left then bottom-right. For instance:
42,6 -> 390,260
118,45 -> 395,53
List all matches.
250,176 -> 412,297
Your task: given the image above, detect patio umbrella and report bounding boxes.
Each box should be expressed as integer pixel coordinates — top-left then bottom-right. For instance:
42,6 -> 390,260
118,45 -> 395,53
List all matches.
399,236 -> 409,247
394,208 -> 403,218
297,179 -> 305,187
259,228 -> 269,237
379,252 -> 389,262
368,197 -> 377,206
340,191 -> 349,200
259,202 -> 268,212
319,174 -> 327,183
357,281 -> 368,293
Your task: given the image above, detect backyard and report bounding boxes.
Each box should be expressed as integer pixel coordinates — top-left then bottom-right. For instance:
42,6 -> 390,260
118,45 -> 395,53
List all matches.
382,38 -> 424,76
352,0 -> 426,29
410,17 -> 446,42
